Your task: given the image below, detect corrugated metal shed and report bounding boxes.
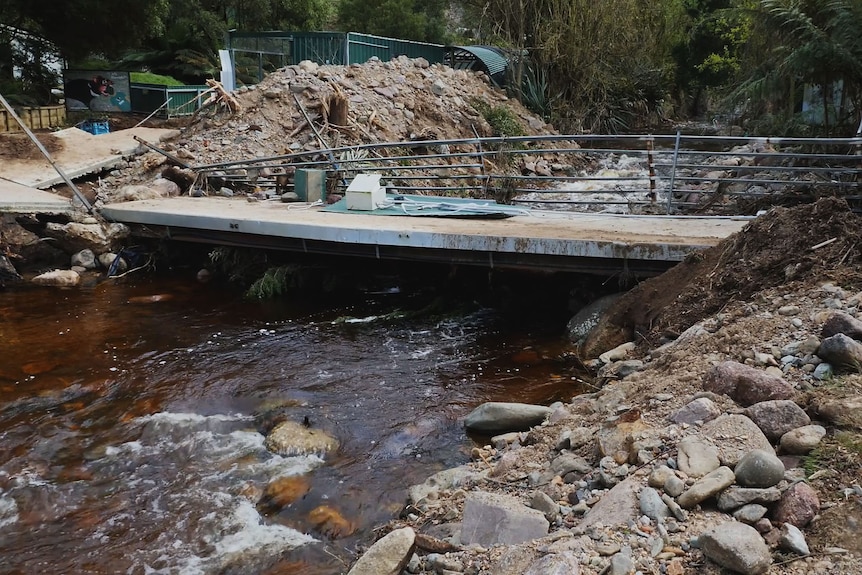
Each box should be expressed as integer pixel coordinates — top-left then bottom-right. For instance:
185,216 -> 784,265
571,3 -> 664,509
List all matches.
446,46 -> 511,86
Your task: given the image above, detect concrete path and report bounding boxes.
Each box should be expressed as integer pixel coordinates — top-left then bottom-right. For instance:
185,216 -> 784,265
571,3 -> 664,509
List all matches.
102,196 -> 752,275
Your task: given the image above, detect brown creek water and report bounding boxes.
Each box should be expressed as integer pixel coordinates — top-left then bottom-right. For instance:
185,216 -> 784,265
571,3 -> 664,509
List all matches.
0,267 -> 589,574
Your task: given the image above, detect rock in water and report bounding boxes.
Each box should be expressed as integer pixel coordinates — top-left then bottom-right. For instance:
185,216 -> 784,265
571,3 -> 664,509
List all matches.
265,420 -> 338,455
699,522 -> 771,575
347,526 -> 415,575
31,269 -> 81,287
463,402 -> 552,433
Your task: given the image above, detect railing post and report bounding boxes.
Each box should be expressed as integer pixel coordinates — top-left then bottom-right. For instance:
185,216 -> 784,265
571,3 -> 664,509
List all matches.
666,130 -> 682,214
647,134 -> 656,203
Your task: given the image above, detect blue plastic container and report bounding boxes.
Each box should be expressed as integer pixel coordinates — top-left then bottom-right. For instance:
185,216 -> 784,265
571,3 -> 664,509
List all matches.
80,120 -> 110,135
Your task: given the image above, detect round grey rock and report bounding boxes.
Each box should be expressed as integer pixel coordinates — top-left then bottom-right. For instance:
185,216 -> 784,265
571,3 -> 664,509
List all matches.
734,449 -> 786,488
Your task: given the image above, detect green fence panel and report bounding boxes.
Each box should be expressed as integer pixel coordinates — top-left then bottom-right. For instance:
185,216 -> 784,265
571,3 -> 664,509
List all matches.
165,85 -> 210,117
345,33 -> 445,65
289,32 -> 346,65
130,83 -> 168,115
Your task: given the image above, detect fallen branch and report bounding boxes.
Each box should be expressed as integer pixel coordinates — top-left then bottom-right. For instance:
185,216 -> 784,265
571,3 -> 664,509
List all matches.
204,79 -> 241,114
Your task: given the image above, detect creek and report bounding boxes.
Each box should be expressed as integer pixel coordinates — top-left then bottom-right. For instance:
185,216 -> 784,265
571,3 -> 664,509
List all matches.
0,261 -> 592,574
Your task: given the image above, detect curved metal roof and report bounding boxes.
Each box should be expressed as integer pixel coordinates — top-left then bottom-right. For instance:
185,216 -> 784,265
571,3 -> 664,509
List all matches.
445,45 -> 510,86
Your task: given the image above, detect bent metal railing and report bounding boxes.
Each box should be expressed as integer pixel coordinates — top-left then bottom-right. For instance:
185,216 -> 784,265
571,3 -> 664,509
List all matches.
191,132 -> 862,215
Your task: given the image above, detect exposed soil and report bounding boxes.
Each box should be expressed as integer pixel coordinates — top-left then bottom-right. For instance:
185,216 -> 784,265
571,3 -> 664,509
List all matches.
583,197 -> 862,357
0,132 -> 64,161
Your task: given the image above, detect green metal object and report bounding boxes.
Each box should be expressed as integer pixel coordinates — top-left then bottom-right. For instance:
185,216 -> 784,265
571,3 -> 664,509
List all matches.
294,168 -> 327,202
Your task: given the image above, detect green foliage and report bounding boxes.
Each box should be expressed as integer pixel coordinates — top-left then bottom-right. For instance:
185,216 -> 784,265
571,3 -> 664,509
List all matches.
732,0 -> 862,135
130,72 -> 184,86
519,63 -> 559,121
246,265 -> 299,299
470,98 -> 525,137
208,247 -> 268,284
336,0 -> 449,43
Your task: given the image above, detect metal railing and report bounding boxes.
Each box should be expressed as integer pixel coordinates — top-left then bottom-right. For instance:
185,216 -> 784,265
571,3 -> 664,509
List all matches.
190,132 -> 862,215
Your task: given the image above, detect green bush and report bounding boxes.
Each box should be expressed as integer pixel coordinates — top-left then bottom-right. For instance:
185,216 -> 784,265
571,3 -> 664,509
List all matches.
470,98 -> 525,137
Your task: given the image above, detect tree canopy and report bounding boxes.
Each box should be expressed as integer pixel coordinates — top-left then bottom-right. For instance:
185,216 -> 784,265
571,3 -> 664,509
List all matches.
3,0 -> 862,134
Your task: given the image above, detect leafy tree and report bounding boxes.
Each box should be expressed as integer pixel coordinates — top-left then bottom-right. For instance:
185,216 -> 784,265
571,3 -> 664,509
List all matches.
734,0 -> 862,134
336,0 -> 449,43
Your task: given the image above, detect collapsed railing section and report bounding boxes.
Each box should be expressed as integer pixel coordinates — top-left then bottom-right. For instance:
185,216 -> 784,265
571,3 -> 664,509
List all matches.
189,133 -> 862,215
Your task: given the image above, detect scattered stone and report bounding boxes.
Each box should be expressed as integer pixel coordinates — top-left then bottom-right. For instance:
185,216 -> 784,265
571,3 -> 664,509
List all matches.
733,503 -> 768,523
677,466 -> 736,509
550,453 -> 593,477
409,466 -> 483,505
700,415 -> 774,467
347,526 -> 415,575
31,269 -> 81,287
598,341 -> 636,364
677,436 -> 720,478
699,522 -> 772,575
717,487 -> 782,512
773,481 -> 820,527
264,420 -> 338,456
257,475 -> 311,513
460,491 -> 549,546
734,449 -> 786,488
463,402 -> 552,433
813,362 -> 834,381
744,400 -> 811,441
580,476 -> 640,530
555,427 -> 593,451
425,553 -> 463,573
608,551 -> 634,575
523,551 -> 581,575
71,249 -> 97,269
639,487 -> 670,522
669,397 -> 721,425
664,475 -> 686,498
817,334 -> 862,372
647,465 -> 675,489
531,490 -> 559,522
780,425 -> 827,454
703,361 -> 795,406
779,523 -> 810,556
660,493 -> 688,522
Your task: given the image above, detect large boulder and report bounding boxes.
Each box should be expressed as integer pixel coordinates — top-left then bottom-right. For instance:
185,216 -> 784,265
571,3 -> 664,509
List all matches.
31,269 -> 80,287
460,491 -> 549,546
43,221 -> 130,254
817,334 -> 862,372
744,400 -> 810,441
699,522 -> 771,575
700,414 -> 774,467
703,361 -> 795,406
463,402 -> 552,433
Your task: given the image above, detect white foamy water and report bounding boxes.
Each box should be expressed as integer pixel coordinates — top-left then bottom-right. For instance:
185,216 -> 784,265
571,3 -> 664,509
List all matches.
516,153 -> 664,213
0,494 -> 18,529
86,412 -> 322,572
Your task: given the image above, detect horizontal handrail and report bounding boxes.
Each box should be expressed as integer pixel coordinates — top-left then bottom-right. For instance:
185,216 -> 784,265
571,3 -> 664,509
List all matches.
193,133 -> 862,215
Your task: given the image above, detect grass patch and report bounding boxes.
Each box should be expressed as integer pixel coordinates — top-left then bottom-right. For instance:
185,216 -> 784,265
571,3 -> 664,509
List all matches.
803,430 -> 862,477
130,72 -> 184,86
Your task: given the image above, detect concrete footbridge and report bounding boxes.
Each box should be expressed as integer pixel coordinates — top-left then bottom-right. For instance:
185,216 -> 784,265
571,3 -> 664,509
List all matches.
99,195 -> 750,276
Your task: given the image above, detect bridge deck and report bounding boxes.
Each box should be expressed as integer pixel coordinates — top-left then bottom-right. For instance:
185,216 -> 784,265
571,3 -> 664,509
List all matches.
101,196 -> 750,275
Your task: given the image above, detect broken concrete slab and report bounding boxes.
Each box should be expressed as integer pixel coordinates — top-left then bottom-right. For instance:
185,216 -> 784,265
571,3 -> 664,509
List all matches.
2,127 -> 179,189
0,178 -> 72,214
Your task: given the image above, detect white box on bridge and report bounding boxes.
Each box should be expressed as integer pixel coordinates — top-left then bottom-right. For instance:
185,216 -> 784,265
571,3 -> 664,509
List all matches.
346,173 -> 385,210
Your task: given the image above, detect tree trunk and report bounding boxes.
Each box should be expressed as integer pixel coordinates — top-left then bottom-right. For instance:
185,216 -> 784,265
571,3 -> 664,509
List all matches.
326,93 -> 349,127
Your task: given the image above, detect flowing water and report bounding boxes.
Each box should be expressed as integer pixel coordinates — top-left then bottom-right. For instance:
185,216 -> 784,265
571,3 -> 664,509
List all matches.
0,266 -> 587,574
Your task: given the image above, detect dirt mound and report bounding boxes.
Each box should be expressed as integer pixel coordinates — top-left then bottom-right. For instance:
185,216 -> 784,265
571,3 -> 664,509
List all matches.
583,196 -> 862,356
0,132 -> 63,161
169,56 -> 573,169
